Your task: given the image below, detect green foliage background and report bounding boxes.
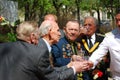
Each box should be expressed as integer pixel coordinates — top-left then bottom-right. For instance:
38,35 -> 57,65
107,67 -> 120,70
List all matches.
0,0 -> 120,42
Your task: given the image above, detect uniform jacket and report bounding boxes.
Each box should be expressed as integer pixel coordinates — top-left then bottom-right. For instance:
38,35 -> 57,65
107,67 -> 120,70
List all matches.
51,37 -> 79,67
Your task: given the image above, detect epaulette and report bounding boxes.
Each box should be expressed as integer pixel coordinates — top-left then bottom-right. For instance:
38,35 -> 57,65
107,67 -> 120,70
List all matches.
96,33 -> 105,37
105,32 -> 112,36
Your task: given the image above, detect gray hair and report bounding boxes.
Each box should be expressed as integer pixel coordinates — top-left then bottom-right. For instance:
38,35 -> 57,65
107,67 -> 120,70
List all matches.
16,21 -> 38,40
39,20 -> 52,37
84,16 -> 98,27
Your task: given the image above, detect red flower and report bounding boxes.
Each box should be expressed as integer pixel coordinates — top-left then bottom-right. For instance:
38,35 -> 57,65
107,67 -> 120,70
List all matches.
93,70 -> 103,79
97,71 -> 103,77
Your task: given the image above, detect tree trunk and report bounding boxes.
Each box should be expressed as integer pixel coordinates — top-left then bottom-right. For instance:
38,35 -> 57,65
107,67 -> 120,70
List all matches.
97,9 -> 101,27
75,0 -> 80,23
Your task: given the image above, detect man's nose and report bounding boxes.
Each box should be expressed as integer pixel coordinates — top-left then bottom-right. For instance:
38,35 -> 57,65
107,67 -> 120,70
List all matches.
84,26 -> 89,30
59,31 -> 61,36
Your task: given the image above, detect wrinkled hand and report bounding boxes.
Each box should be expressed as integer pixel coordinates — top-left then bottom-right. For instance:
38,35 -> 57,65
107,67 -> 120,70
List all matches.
72,61 -> 89,73
79,27 -> 87,35
67,61 -> 73,68
71,55 -> 84,61
86,60 -> 94,70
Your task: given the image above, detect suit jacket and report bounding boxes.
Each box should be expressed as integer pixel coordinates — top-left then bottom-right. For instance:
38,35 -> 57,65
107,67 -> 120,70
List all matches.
0,39 -> 74,80
51,37 -> 79,67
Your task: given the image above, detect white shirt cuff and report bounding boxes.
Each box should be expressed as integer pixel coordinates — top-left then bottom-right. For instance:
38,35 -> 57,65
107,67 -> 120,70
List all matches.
71,66 -> 76,75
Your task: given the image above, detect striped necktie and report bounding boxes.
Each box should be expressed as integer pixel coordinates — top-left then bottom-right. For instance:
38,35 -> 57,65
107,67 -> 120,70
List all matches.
71,43 -> 77,55
49,52 -> 54,67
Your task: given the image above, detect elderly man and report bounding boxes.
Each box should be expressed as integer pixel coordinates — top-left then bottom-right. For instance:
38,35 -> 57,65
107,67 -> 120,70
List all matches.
0,21 -> 40,80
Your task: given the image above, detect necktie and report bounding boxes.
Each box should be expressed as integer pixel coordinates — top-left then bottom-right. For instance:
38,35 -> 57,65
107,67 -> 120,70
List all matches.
88,37 -> 93,49
71,43 -> 77,55
49,52 -> 54,67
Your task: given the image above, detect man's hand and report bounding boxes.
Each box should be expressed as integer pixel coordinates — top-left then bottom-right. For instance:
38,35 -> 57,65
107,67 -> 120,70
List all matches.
86,60 -> 94,70
67,61 -> 73,68
79,27 -> 87,35
71,55 -> 84,61
72,61 -> 89,73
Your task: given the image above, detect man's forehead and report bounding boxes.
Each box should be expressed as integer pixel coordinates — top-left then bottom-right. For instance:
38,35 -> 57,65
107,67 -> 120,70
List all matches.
116,14 -> 120,18
52,22 -> 59,28
85,18 -> 94,22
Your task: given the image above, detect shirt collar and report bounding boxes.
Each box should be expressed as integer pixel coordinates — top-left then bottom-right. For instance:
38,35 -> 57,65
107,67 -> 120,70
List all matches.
87,33 -> 95,40
87,33 -> 95,44
91,33 -> 95,41
42,38 -> 51,53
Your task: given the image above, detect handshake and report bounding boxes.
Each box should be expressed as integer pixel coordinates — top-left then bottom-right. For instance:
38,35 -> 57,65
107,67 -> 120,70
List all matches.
67,55 -> 93,73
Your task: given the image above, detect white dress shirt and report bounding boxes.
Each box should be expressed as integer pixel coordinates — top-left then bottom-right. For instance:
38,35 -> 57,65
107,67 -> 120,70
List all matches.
42,38 -> 51,52
87,33 -> 95,45
89,28 -> 120,80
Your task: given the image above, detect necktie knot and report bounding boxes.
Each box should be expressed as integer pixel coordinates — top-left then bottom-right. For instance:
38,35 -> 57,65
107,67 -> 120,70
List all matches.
88,36 -> 91,39
88,37 -> 93,49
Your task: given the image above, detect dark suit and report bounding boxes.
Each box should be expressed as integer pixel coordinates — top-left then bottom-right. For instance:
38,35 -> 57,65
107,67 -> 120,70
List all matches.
0,39 -> 75,80
77,33 -> 110,80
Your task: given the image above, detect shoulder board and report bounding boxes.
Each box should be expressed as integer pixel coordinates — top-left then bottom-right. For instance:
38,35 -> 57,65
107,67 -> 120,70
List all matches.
105,32 -> 112,36
96,33 -> 105,37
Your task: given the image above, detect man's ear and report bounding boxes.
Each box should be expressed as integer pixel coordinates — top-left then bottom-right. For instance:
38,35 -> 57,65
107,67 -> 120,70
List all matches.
48,28 -> 52,33
30,33 -> 37,44
63,27 -> 66,33
48,28 -> 52,39
30,33 -> 36,39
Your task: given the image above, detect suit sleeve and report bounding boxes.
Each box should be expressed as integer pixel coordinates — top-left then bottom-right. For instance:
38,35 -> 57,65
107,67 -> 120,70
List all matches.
45,66 -> 74,80
37,39 -> 74,80
37,53 -> 74,80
